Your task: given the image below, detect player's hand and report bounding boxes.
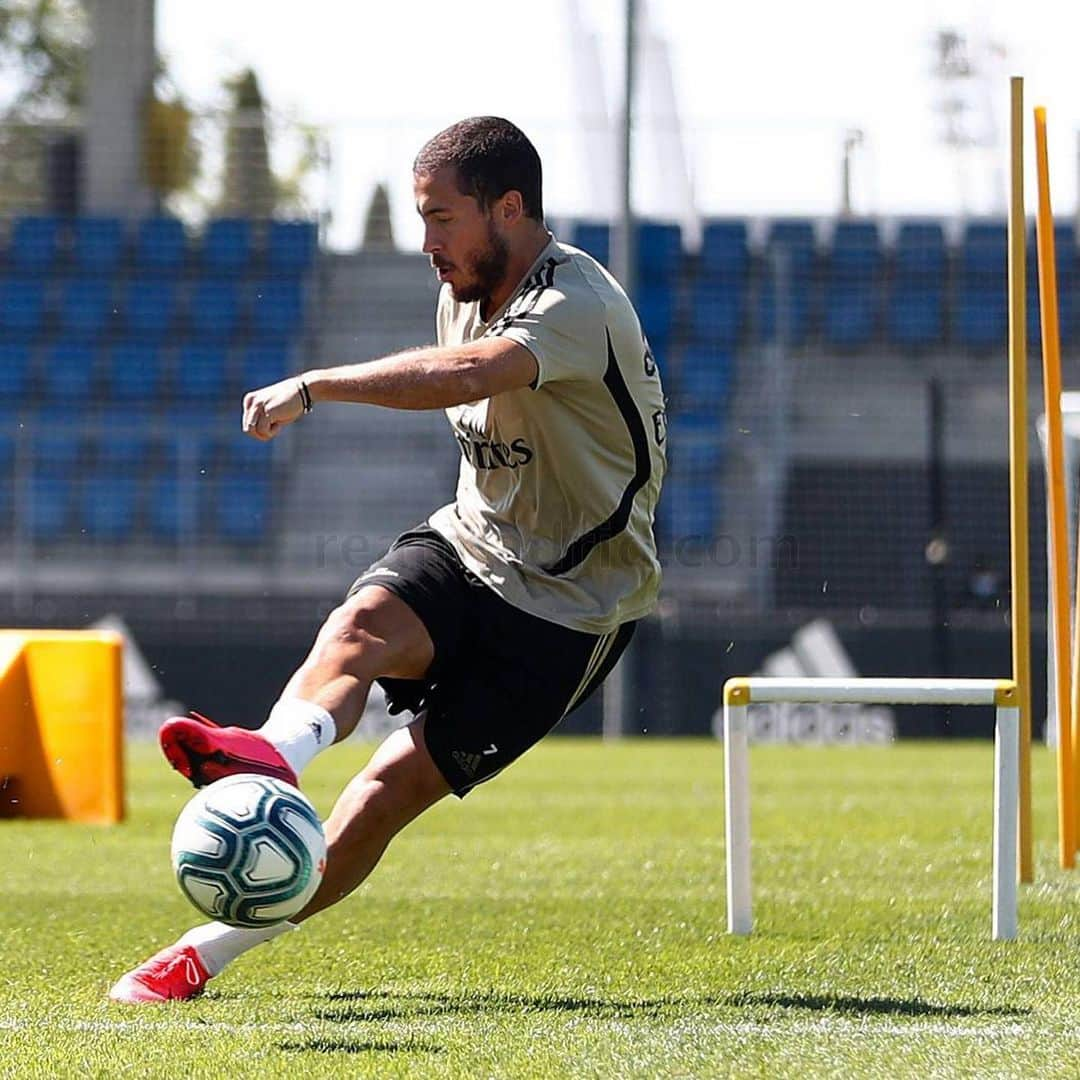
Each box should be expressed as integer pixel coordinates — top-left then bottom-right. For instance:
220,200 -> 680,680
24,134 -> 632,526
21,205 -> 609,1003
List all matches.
242,378 -> 305,441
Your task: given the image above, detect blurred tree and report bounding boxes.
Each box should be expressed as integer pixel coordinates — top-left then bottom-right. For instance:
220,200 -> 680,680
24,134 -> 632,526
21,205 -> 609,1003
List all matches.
220,68 -> 275,217
144,66 -> 199,209
0,0 -> 88,119
0,0 -> 89,212
362,183 -> 395,249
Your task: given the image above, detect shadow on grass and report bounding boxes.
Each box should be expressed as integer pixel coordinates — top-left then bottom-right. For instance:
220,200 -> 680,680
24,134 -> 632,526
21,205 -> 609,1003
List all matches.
724,992 -> 1030,1019
318,989 -> 672,1022
316,988 -> 1030,1023
278,1037 -> 443,1055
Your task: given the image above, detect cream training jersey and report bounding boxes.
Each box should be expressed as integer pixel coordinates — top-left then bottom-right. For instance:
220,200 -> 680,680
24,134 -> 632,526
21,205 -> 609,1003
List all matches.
427,234 -> 667,634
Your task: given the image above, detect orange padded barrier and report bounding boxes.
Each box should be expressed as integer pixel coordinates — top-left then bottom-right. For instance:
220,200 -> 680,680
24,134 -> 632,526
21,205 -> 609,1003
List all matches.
0,631 -> 123,823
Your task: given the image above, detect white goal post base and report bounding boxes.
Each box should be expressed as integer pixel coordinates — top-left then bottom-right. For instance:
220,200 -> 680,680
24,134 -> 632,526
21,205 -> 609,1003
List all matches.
722,677 -> 1020,941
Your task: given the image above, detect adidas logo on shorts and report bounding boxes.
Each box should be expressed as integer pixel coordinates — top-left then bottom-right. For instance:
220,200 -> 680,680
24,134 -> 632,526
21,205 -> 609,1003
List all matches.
452,750 -> 482,777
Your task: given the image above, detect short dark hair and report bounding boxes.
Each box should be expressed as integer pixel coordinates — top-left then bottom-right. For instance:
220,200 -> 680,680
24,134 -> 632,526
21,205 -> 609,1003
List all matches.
414,116 -> 543,221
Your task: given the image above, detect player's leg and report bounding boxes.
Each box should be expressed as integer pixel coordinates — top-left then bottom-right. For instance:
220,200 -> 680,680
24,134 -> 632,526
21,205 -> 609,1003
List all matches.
159,585 -> 434,787
110,714 -> 449,1004
293,714 -> 448,919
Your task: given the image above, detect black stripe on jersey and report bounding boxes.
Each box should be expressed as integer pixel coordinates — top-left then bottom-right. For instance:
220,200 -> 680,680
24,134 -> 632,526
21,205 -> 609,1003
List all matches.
542,329 -> 651,577
488,257 -> 558,337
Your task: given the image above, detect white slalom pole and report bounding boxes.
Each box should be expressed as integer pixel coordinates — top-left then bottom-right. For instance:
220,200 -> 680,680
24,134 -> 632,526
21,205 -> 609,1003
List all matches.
724,701 -> 752,934
993,705 -> 1020,940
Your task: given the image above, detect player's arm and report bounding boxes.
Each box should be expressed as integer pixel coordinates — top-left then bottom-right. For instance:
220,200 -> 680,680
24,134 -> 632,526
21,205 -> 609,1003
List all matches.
242,338 -> 537,440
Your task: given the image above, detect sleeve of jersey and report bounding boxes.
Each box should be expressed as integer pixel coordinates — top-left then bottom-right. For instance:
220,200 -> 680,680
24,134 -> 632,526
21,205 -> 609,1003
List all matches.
494,288 -> 606,389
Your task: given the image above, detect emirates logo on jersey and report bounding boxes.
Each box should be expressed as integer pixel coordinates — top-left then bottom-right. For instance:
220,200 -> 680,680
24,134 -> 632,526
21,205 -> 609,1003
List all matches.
454,432 -> 534,470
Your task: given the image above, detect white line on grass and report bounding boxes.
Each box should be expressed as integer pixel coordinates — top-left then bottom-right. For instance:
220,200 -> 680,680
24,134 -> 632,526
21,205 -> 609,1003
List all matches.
0,1017 -> 1041,1040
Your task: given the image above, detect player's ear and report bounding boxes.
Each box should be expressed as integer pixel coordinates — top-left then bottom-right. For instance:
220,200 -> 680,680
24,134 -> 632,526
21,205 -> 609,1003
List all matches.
500,189 -> 524,224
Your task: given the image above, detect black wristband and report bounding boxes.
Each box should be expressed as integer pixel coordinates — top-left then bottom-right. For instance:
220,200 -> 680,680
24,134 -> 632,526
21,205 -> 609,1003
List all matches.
297,378 -> 313,414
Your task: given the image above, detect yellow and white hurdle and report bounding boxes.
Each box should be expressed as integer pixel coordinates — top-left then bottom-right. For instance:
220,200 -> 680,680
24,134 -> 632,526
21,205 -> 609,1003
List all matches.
722,677 -> 1020,941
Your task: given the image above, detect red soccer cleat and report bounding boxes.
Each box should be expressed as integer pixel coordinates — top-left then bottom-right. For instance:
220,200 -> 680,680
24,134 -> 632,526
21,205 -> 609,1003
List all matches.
108,944 -> 211,1004
159,711 -> 298,789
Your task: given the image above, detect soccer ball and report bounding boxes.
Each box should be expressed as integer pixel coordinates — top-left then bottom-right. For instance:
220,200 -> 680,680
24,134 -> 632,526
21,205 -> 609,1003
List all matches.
170,773 -> 327,928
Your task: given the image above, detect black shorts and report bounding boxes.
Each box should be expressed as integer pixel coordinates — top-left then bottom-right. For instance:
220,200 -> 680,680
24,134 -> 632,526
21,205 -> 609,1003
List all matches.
347,525 -> 635,796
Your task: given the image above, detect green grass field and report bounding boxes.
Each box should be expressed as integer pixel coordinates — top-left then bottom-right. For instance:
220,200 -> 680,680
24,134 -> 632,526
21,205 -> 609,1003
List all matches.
2,737 -> 1079,1078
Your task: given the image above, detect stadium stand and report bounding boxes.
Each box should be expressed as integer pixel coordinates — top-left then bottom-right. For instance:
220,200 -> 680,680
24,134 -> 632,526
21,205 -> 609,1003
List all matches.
1,209 -> 1072,609
0,215 -> 317,553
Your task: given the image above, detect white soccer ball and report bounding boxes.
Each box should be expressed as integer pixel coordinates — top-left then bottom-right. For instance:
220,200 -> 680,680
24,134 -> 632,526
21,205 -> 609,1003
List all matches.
170,773 -> 327,928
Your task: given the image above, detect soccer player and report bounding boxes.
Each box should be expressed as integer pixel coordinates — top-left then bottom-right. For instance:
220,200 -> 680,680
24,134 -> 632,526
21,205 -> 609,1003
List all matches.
110,116 -> 667,1003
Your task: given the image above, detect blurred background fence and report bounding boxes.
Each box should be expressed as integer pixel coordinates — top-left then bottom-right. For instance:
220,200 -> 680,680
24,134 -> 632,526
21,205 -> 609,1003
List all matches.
0,204 -> 1059,735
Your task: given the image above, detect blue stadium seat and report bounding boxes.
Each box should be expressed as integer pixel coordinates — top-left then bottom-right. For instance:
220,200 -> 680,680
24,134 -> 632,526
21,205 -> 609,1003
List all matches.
688,279 -> 744,346
668,414 -> 725,470
176,344 -> 229,403
239,343 -> 290,390
637,222 -> 683,284
57,278 -> 114,340
29,467 -> 73,541
824,282 -> 879,348
961,222 -> 1007,277
42,342 -> 96,402
81,471 -> 137,541
0,279 -> 47,339
0,423 -> 12,457
887,288 -> 945,349
32,416 -> 83,468
755,275 -> 813,345
0,343 -> 33,396
829,221 -> 882,277
72,217 -> 125,274
954,223 -> 1007,351
124,280 -> 178,342
135,216 -> 187,274
249,279 -> 304,341
658,474 -> 716,542
678,348 -> 734,413
106,342 -> 165,403
757,219 -> 817,344
189,279 -> 240,341
215,472 -> 270,544
266,220 -> 317,274
0,429 -> 13,528
162,412 -> 218,471
825,223 -> 882,348
955,286 -> 1007,350
220,428 -> 275,476
889,221 -> 946,350
8,217 -> 61,275
201,218 -> 253,275
895,221 -> 946,279
766,219 -> 816,261
570,222 -> 609,266
95,412 -> 153,467
636,282 -> 674,359
146,472 -> 186,541
700,220 -> 749,279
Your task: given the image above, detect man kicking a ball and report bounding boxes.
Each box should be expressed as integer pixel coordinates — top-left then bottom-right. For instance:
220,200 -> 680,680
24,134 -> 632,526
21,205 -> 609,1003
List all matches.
110,116 -> 666,1003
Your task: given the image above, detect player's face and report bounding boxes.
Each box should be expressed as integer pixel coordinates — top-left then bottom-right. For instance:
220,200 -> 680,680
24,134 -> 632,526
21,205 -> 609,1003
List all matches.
415,167 -> 510,304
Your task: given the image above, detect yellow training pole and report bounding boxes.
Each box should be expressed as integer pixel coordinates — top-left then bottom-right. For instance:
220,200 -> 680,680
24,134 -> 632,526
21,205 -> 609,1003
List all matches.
1034,105 -> 1076,867
1008,76 -> 1034,882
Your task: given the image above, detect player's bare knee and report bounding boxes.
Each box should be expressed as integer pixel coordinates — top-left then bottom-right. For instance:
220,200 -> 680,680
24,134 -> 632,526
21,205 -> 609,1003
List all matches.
308,601 -> 389,680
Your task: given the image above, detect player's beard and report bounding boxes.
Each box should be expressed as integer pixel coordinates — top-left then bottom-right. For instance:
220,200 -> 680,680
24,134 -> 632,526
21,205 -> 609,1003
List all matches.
450,217 -> 510,305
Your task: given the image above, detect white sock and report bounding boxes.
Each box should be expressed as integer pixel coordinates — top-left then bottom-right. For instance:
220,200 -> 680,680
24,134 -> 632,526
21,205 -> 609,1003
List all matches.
259,698 -> 337,776
178,920 -> 297,977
